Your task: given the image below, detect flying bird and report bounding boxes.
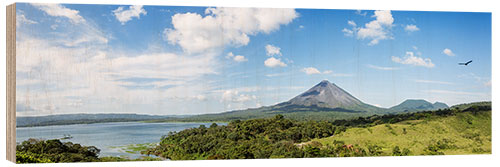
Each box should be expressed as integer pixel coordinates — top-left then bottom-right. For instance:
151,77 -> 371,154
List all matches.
459,60 -> 472,66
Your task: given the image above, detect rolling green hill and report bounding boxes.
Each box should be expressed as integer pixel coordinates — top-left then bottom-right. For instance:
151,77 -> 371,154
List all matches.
306,102 -> 491,155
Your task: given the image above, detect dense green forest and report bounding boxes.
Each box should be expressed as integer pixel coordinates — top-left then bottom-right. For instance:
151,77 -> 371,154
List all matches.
143,102 -> 491,160
16,102 -> 491,162
16,139 -> 160,163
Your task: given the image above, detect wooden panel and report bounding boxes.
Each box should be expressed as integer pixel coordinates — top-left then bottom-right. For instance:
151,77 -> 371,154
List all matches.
6,3 -> 17,163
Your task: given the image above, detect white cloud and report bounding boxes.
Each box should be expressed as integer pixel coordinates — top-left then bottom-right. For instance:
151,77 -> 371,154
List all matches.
30,4 -> 108,47
16,33 -> 219,116
366,64 -> 399,70
16,14 -> 37,26
113,5 -> 147,25
347,20 -> 357,27
31,3 -> 85,24
355,10 -> 367,16
415,79 -> 454,85
404,24 -> 420,32
356,10 -> 394,45
412,46 -> 418,50
301,67 -> 333,75
265,44 -> 282,57
110,53 -> 217,79
342,28 -> 354,37
226,52 -> 248,62
221,90 -> 256,103
342,20 -> 358,37
164,7 -> 298,54
233,55 -> 248,62
442,48 -> 455,56
264,57 -> 287,67
392,51 -> 435,68
302,67 -> 321,75
50,24 -> 58,30
299,25 -> 305,29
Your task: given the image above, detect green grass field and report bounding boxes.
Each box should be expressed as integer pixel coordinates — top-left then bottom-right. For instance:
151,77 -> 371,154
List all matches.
309,110 -> 491,155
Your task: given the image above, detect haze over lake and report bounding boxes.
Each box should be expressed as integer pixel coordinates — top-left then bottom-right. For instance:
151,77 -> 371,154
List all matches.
17,122 -> 225,158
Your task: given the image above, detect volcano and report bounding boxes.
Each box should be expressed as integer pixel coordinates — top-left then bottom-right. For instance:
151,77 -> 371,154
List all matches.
287,80 -> 364,108
275,80 -> 386,113
184,80 -> 390,121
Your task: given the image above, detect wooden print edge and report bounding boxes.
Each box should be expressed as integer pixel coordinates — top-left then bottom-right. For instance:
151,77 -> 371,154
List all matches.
6,3 -> 16,163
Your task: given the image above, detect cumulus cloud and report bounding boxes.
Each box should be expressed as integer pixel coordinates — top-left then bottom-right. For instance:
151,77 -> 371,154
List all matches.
392,51 -> 435,68
264,57 -> 287,67
264,44 -> 287,68
17,5 -> 231,116
404,24 -> 420,32
31,3 -> 85,24
302,67 -> 321,75
226,52 -> 248,62
353,10 -> 394,45
442,48 -> 455,56
301,67 -> 333,75
113,5 -> 147,25
265,44 -> 282,57
221,90 -> 256,103
164,7 -> 298,54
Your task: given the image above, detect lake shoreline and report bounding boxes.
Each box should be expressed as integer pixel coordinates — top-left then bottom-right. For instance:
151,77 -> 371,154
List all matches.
17,122 -> 227,158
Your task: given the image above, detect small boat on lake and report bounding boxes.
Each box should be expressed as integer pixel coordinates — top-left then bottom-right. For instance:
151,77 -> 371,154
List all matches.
61,134 -> 73,140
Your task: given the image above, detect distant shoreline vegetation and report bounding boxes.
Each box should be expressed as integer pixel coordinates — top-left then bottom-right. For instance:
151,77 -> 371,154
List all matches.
16,101 -> 490,163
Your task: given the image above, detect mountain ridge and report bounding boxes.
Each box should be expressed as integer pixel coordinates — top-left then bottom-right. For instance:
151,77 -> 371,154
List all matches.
390,99 -> 449,112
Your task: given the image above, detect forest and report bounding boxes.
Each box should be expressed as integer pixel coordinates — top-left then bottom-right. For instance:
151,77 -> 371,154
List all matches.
142,101 -> 491,160
16,102 -> 491,163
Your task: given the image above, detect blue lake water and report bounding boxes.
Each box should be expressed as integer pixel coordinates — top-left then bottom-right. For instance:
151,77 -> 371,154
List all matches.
16,122 -> 225,159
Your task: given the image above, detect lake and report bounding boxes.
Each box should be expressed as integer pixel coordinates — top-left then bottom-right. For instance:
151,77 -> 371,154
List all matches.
16,122 -> 225,159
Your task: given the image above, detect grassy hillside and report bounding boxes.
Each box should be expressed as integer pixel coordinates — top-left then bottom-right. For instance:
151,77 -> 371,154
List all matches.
309,108 -> 491,155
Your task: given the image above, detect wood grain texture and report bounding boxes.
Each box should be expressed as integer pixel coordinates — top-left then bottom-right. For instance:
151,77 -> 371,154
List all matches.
6,3 -> 16,163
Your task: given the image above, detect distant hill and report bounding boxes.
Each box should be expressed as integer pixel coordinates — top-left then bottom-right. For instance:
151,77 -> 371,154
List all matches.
390,99 -> 448,112
160,80 -> 391,122
16,113 -> 176,127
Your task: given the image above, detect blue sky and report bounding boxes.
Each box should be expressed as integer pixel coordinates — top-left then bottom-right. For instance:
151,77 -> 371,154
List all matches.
15,3 -> 491,116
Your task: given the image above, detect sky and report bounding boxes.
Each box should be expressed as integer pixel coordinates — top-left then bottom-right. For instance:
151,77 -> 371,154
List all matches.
15,3 -> 492,116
